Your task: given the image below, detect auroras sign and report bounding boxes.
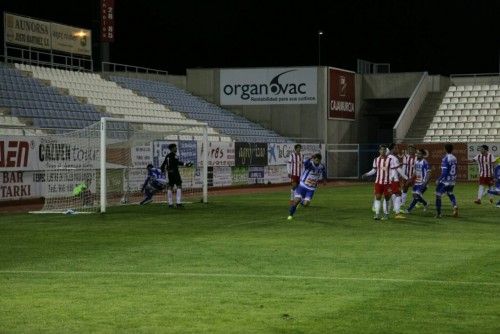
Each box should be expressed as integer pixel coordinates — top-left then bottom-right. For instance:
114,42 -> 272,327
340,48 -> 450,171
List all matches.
329,68 -> 356,120
220,68 -> 317,105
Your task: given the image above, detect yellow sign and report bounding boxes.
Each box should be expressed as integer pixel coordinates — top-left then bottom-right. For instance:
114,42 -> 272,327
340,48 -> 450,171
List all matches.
5,13 -> 51,50
4,13 -> 92,56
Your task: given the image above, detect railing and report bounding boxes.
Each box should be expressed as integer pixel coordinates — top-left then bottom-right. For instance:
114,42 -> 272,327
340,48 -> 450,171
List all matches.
4,45 -> 93,71
101,61 -> 168,76
401,135 -> 500,144
450,73 -> 500,85
393,72 -> 429,142
357,59 -> 391,74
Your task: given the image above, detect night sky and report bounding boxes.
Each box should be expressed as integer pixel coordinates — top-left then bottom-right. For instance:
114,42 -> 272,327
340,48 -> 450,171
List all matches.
1,0 -> 499,75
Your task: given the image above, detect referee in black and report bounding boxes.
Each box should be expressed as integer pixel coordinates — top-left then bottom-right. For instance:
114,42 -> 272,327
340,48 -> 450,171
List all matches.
161,143 -> 192,208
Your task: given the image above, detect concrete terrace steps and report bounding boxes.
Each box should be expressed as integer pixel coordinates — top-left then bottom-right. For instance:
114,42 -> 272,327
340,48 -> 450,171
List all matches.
405,91 -> 446,140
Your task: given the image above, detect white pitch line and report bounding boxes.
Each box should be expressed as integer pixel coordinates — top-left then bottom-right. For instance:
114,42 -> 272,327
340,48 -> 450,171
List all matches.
226,219 -> 272,227
0,270 -> 499,287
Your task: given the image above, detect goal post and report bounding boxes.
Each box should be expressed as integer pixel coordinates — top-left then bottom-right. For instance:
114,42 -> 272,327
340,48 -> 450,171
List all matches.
99,117 -> 209,213
36,117 -> 209,214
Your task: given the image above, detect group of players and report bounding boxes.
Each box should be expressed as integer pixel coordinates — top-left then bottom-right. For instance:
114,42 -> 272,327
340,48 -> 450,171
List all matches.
140,141 -> 500,218
140,143 -> 193,207
286,143 -> 500,221
362,143 -> 460,220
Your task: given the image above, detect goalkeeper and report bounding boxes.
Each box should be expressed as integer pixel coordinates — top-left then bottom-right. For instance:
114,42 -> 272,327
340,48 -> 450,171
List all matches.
160,143 -> 193,208
73,179 -> 93,206
140,164 -> 167,205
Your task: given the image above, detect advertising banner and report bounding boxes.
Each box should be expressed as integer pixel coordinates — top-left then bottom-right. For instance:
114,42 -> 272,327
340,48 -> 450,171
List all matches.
4,13 -> 92,56
178,140 -> 198,166
267,142 -> 295,166
220,67 -> 317,105
235,142 -> 268,166
0,137 -> 36,171
467,142 -> 500,160
1,171 -> 36,200
212,166 -> 233,187
100,0 -> 115,42
264,165 -> 289,184
51,23 -> 91,56
299,143 -> 325,161
131,143 -> 153,168
267,142 -> 324,166
329,67 -> 356,120
198,141 -> 235,167
4,13 -> 51,50
231,166 -> 249,185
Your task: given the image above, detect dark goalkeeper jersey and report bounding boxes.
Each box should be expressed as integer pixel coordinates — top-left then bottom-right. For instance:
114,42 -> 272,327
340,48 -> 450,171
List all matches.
161,152 -> 185,175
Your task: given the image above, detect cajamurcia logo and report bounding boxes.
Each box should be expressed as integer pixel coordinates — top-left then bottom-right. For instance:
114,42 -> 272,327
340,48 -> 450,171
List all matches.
223,70 -> 308,100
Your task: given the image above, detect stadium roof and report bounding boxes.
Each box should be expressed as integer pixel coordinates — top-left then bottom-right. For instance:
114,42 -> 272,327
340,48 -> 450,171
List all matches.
1,0 -> 499,75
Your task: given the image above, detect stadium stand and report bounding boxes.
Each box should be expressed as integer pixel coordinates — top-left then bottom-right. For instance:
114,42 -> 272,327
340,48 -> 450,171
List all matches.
109,76 -> 290,143
15,63 -> 232,141
0,63 -> 96,135
424,84 -> 500,142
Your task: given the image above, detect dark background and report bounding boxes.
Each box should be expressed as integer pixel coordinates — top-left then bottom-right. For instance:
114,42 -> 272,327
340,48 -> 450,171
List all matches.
1,0 -> 499,75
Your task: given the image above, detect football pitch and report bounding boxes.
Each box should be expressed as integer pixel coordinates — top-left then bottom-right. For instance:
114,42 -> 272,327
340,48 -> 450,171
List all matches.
0,183 -> 499,333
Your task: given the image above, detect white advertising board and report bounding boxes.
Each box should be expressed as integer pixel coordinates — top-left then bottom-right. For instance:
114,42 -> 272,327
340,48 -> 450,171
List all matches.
4,13 -> 51,50
51,23 -> 92,56
220,67 -> 317,105
4,13 -> 92,56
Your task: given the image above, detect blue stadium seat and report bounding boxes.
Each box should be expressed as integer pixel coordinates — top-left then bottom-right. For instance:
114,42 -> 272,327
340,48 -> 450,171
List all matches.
108,75 -> 289,142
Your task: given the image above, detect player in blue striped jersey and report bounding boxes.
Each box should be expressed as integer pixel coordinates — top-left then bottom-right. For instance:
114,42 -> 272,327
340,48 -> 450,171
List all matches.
435,144 -> 459,218
486,157 -> 500,208
140,164 -> 167,205
404,149 -> 431,213
287,153 -> 327,220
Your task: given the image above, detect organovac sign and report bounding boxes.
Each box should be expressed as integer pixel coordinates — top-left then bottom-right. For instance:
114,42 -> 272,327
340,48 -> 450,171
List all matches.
220,68 -> 317,105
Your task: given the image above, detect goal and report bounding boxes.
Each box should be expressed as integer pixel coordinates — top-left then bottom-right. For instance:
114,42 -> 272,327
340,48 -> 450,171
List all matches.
37,117 -> 209,214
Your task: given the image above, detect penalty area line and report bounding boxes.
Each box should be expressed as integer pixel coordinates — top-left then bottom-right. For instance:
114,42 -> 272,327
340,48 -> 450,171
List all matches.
0,270 -> 499,287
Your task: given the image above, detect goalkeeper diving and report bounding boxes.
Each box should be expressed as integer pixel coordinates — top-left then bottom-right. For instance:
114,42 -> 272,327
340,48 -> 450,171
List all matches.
140,164 -> 168,205
73,178 -> 93,206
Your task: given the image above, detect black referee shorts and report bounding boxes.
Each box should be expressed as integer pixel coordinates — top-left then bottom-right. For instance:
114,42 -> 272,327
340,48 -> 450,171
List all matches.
168,172 -> 182,187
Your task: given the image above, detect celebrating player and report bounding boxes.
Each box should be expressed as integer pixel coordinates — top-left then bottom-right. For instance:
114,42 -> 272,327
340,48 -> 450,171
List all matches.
387,143 -> 408,218
404,149 -> 430,214
140,164 -> 167,205
435,143 -> 459,218
401,144 -> 416,207
486,157 -> 500,208
287,144 -> 303,202
287,153 -> 327,220
362,145 -> 393,220
160,143 -> 193,208
471,144 -> 496,205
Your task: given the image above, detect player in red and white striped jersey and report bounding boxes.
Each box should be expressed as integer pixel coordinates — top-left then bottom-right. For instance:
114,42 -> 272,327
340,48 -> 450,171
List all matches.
401,145 -> 416,206
387,143 -> 408,218
287,144 -> 303,201
471,144 -> 496,204
362,145 -> 393,220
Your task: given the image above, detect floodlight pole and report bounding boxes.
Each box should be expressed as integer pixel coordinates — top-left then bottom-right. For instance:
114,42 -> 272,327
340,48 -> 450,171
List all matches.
318,30 -> 324,66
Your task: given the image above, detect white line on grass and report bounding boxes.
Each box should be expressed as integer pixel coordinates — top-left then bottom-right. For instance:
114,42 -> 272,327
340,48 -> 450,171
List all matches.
227,219 -> 274,227
0,270 -> 498,287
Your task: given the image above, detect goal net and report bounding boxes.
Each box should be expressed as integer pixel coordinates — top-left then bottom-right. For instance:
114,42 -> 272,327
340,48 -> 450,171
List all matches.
37,118 -> 209,213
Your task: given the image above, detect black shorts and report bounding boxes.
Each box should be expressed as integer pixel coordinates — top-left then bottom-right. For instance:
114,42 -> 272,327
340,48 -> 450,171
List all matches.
168,172 -> 182,187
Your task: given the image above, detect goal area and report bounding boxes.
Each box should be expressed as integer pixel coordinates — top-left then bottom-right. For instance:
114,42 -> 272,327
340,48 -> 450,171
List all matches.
36,117 -> 209,214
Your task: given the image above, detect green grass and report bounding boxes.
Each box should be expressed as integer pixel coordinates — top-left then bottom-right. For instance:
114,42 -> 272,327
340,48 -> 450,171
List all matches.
0,183 -> 499,333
